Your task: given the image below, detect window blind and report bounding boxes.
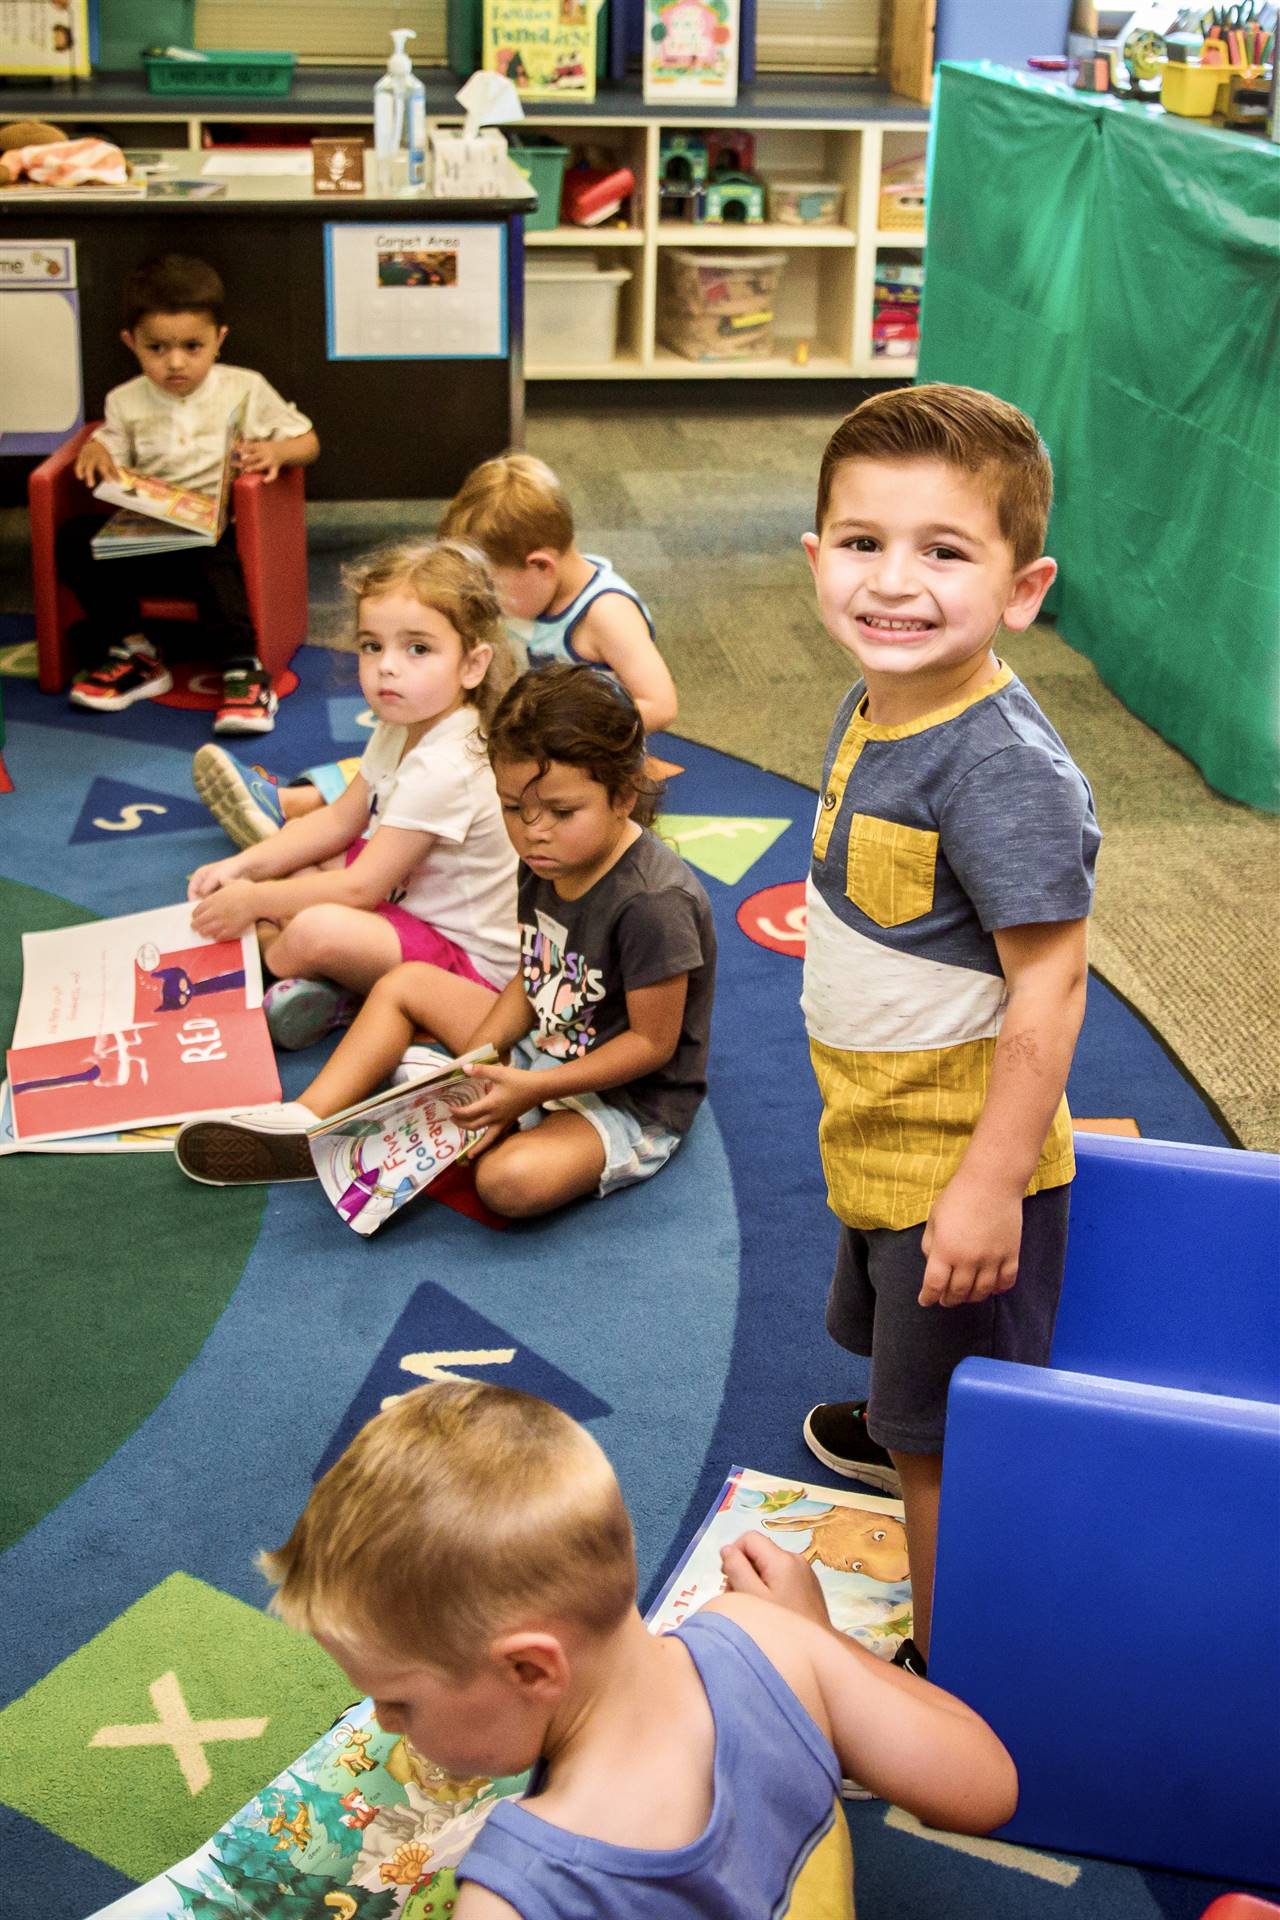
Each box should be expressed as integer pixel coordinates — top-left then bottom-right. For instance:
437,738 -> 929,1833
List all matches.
194,1 -> 447,66
754,0 -> 879,72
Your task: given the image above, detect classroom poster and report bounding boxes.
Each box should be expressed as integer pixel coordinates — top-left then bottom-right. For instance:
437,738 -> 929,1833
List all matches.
5,903 -> 279,1143
483,0 -> 601,101
324,223 -> 508,360
0,240 -> 83,454
0,0 -> 90,76
643,0 -> 739,103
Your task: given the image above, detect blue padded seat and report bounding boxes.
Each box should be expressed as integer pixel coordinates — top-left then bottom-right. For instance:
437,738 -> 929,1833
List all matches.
930,1133 -> 1280,1883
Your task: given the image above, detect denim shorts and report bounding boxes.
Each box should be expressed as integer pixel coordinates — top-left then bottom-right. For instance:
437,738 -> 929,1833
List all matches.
512,1038 -> 683,1198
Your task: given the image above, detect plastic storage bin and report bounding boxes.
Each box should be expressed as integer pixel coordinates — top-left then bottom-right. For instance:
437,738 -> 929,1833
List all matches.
506,136 -> 571,231
658,250 -> 787,361
143,50 -> 296,96
767,181 -> 844,226
525,255 -> 630,368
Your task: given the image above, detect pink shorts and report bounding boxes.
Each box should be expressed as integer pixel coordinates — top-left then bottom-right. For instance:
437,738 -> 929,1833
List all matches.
344,845 -> 493,986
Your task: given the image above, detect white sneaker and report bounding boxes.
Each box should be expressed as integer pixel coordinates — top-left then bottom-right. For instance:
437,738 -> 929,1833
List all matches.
390,1044 -> 452,1088
175,1101 -> 317,1186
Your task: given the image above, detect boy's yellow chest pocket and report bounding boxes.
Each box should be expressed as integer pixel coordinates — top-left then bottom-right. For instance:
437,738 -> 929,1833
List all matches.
846,813 -> 938,928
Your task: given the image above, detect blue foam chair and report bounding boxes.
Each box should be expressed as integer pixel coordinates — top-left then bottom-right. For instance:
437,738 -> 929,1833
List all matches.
930,1132 -> 1280,1884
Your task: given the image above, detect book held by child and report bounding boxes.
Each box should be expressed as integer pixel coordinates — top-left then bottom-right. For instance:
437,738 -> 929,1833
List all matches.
305,1047 -> 497,1236
91,397 -> 245,557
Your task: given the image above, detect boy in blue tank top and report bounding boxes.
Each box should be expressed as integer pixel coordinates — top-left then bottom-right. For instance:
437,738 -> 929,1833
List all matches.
262,1381 -> 1017,1920
440,452 -> 678,736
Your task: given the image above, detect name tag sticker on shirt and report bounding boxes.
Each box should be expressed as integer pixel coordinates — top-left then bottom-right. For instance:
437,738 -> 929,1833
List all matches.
536,910 -> 569,948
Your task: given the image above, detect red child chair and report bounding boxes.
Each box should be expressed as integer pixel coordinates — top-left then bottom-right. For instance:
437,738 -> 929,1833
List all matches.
28,422 -> 309,694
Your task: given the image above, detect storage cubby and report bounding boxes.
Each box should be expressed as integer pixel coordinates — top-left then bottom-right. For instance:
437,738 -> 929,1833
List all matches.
9,75 -> 927,382
520,113 -> 926,380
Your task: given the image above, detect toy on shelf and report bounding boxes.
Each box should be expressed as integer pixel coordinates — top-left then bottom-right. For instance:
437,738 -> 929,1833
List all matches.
659,130 -> 708,219
703,167 -> 763,222
562,163 -> 637,225
705,129 -> 755,173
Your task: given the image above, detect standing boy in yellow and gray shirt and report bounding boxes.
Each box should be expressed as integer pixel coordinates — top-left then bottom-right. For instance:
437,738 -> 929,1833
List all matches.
798,385 -> 1100,1671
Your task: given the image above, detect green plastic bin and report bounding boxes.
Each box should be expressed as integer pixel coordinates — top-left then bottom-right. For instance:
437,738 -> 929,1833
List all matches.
143,50 -> 296,97
506,135 -> 570,232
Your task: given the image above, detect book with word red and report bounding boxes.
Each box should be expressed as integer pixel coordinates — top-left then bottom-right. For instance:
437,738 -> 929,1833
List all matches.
4,901 -> 279,1145
306,1045 -> 498,1235
91,396 -> 245,556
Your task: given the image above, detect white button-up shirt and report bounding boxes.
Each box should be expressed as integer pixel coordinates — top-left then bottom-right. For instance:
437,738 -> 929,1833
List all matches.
93,363 -> 312,495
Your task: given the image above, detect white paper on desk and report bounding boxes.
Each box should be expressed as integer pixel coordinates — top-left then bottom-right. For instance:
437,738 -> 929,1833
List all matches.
200,152 -> 311,176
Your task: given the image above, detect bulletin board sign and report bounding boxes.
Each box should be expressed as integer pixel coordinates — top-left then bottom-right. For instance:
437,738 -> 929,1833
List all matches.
0,240 -> 83,455
323,223 -> 508,361
0,0 -> 91,77
644,0 -> 739,103
483,0 -> 600,100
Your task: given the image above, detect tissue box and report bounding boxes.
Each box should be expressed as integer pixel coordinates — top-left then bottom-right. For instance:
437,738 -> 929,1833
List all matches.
428,125 -> 511,197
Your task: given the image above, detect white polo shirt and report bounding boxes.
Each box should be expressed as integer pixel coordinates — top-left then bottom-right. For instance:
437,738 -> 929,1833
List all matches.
93,363 -> 312,496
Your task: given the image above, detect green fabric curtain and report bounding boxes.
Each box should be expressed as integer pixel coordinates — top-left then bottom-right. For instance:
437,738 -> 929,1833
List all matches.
919,62 -> 1280,812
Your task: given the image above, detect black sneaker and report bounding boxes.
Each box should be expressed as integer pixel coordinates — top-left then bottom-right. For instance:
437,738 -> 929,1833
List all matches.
69,645 -> 173,712
803,1400 -> 901,1494
214,663 -> 277,736
892,1636 -> 928,1678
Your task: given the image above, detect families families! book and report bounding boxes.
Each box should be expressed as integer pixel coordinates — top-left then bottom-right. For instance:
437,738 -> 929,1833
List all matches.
4,902 -> 280,1144
87,1696 -> 529,1919
91,398 -> 245,556
646,1465 -> 913,1657
306,1046 -> 497,1236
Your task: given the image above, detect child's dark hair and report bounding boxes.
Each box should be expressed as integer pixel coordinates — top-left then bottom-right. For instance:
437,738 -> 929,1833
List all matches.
123,255 -> 225,332
486,664 -> 662,826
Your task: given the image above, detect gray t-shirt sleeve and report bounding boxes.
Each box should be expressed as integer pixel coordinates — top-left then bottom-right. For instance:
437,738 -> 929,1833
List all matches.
614,886 -> 708,991
940,744 -> 1100,932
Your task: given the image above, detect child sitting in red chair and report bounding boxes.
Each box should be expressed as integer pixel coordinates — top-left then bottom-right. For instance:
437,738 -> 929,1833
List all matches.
61,252 -> 319,735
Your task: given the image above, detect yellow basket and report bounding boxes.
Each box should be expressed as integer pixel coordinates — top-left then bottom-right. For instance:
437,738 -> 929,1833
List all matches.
1161,60 -> 1237,117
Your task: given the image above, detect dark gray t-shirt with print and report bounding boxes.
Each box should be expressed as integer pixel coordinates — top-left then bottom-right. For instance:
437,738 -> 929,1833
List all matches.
518,829 -> 717,1135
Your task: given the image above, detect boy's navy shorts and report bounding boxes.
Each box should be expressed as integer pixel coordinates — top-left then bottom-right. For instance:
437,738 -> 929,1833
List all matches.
825,1183 -> 1071,1455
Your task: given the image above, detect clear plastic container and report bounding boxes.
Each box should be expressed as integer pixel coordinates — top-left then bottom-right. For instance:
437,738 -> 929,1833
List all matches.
658,249 -> 787,361
525,255 -> 631,368
766,180 -> 844,226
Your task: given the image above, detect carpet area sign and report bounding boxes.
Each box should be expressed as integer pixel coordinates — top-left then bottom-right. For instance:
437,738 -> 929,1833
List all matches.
324,223 -> 507,360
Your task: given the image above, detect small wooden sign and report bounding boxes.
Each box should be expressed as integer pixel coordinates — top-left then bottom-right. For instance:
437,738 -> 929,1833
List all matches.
312,139 -> 366,196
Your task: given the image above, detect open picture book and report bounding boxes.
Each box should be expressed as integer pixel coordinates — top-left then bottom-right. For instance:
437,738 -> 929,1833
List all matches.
87,1466 -> 908,1915
3,902 -> 279,1145
304,1045 -> 498,1236
91,396 -> 246,556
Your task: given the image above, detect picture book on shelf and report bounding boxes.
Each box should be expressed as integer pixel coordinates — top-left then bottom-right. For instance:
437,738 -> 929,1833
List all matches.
483,0 -> 600,100
306,1045 -> 498,1235
646,1464 -> 912,1657
4,901 -> 279,1145
91,396 -> 245,556
86,1695 -> 529,1919
643,0 -> 740,103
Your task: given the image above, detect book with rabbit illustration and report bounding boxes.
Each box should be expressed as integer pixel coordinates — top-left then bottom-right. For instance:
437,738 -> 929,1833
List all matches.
646,1465 -> 912,1657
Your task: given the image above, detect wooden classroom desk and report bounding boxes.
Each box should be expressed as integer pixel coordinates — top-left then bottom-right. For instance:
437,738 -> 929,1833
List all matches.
0,163 -> 536,501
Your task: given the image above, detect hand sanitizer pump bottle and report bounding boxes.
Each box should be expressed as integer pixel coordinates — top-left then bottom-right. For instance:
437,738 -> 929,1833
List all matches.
374,28 -> 426,192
